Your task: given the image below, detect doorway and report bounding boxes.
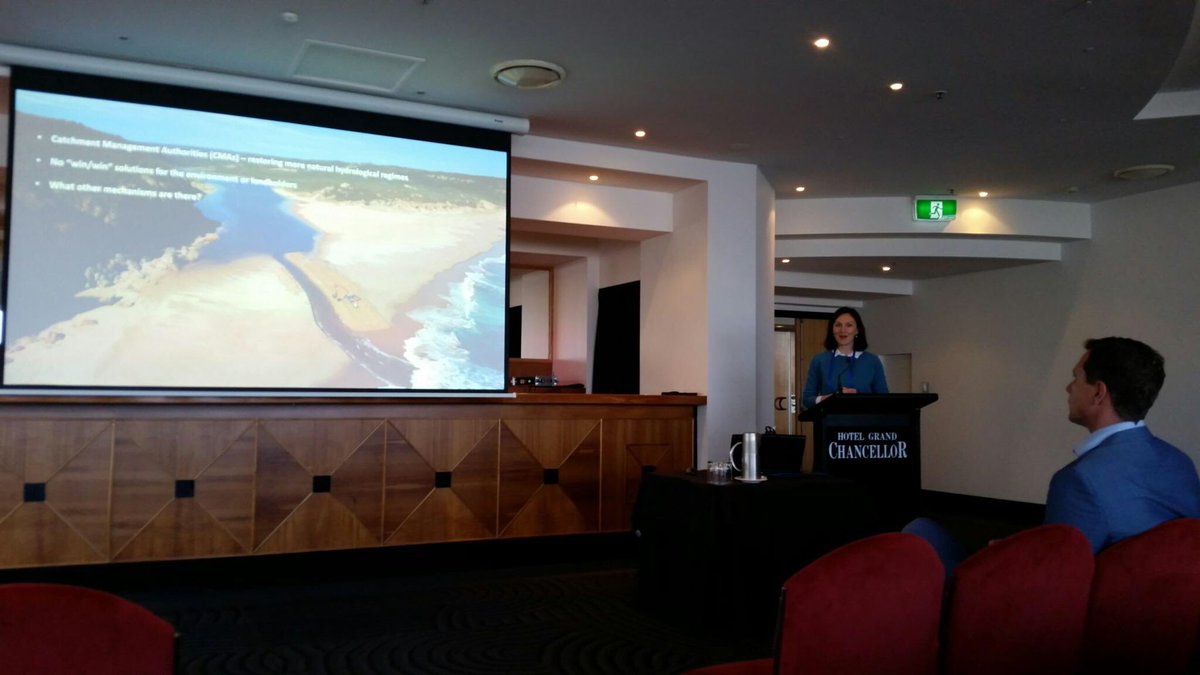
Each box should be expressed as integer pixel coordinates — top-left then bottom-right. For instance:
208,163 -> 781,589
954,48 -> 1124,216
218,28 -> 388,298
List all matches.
774,312 -> 829,471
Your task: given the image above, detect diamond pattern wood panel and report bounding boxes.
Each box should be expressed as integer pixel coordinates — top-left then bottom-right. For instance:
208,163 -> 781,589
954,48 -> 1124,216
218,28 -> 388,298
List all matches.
601,418 -> 694,531
0,503 -> 104,568
385,419 -> 498,544
46,432 -> 114,558
0,419 -> 112,567
332,424 -> 386,543
112,419 -> 258,561
498,425 -> 545,534
0,419 -> 110,482
114,499 -> 246,562
383,424 -> 436,541
255,428 -> 313,548
257,493 -> 377,553
259,419 -> 383,475
195,427 -> 257,551
498,420 -> 602,537
0,400 -> 698,569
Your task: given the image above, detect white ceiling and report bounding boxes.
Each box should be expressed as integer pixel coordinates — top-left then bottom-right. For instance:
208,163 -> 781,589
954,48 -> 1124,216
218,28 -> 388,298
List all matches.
2,0 -> 1199,291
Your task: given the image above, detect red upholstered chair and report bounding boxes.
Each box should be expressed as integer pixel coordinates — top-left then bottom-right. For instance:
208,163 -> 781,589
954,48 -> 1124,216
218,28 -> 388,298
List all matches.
940,524 -> 1094,675
684,532 -> 945,675
1081,518 -> 1200,675
0,583 -> 177,674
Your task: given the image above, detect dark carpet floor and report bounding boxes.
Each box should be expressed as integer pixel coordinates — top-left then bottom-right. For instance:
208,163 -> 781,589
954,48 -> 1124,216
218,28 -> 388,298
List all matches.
123,559 -> 769,675
4,494 -> 1039,674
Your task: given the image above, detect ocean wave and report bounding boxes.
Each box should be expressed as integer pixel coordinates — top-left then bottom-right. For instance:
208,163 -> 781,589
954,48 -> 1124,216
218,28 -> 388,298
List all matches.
404,252 -> 505,390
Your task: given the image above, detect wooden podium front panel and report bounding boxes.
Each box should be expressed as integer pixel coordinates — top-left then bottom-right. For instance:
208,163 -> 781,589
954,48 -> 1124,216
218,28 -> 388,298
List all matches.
0,396 -> 700,569
601,417 -> 695,532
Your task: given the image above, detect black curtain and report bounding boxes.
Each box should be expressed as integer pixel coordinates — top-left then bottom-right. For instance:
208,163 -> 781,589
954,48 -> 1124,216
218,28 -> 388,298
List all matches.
506,306 -> 522,359
592,281 -> 639,394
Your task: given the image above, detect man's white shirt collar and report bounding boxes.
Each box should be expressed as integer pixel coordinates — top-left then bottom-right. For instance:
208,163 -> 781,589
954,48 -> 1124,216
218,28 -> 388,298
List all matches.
1073,420 -> 1144,457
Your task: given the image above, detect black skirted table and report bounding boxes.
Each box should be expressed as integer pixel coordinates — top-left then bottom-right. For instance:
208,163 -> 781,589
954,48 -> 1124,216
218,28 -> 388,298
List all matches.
632,470 -> 886,641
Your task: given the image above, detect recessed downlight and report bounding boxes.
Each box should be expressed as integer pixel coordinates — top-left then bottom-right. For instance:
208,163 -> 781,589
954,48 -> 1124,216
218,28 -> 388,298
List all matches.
634,129 -> 646,138
781,258 -> 791,264
881,265 -> 893,272
978,191 -> 989,197
795,186 -> 806,192
588,174 -> 599,182
889,82 -> 903,91
813,37 -> 831,49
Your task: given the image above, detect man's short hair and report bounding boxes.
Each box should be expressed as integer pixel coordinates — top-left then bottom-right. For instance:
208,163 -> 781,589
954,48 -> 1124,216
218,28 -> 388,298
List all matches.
1083,337 -> 1165,421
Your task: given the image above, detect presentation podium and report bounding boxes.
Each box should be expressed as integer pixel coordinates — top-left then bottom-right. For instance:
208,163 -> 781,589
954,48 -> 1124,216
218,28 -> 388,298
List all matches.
800,393 -> 938,527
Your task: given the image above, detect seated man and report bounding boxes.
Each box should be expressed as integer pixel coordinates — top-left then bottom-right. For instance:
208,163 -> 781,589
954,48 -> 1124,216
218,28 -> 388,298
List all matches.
1045,337 -> 1200,553
908,336 -> 1200,571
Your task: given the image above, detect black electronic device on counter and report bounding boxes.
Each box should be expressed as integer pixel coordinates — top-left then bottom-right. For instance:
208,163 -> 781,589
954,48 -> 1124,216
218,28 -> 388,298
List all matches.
728,432 -> 807,477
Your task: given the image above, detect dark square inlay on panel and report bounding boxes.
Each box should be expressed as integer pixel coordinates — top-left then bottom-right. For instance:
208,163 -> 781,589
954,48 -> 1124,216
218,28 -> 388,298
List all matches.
641,465 -> 657,475
175,479 -> 195,499
23,483 -> 46,503
543,468 -> 560,485
435,471 -> 452,488
313,475 -> 332,493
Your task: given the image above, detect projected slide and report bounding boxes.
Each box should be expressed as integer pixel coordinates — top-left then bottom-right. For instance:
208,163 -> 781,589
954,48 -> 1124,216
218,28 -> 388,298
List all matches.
5,89 -> 508,392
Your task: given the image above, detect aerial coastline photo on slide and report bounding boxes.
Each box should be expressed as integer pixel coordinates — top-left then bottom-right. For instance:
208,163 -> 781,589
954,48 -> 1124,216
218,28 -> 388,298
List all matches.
3,81 -> 508,393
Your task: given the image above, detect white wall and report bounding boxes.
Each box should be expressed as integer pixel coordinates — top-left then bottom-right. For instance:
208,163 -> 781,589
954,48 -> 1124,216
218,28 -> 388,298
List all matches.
777,196 -> 1091,239
510,269 -> 550,359
512,175 -> 673,233
513,135 -> 771,464
866,181 -> 1200,504
756,171 -> 776,432
553,258 -> 592,387
598,239 -> 641,288
642,184 -> 707,397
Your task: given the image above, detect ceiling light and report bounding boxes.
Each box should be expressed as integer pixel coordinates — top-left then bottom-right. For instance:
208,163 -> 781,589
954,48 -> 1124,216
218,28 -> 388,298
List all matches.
978,191 -> 988,197
813,37 -> 831,49
781,258 -> 791,264
634,129 -> 646,138
280,11 -> 299,23
889,82 -> 903,91
588,175 -> 599,181
1113,164 -> 1174,181
795,186 -> 806,192
492,59 -> 566,90
881,265 -> 892,272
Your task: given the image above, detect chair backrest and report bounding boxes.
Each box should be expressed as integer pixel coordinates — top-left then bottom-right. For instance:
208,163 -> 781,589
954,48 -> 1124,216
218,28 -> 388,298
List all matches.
1081,517 -> 1200,675
0,583 -> 176,675
941,524 -> 1094,675
774,532 -> 944,675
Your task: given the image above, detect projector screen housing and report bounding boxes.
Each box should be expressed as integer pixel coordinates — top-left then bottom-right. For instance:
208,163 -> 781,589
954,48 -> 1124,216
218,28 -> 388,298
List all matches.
2,67 -> 511,396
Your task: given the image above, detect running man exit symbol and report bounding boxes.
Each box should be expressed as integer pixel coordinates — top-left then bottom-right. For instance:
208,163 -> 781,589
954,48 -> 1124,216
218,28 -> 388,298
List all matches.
913,197 -> 958,221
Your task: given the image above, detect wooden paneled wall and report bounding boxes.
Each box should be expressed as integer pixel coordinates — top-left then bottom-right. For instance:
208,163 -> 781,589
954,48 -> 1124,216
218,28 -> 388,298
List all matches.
0,395 -> 701,570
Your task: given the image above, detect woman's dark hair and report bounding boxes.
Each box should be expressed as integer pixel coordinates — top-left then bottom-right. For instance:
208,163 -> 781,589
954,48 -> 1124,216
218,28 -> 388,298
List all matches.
1082,337 -> 1165,421
823,307 -> 869,352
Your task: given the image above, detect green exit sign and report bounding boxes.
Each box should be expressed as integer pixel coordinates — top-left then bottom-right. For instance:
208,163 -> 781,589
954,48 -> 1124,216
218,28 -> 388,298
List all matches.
914,197 -> 957,221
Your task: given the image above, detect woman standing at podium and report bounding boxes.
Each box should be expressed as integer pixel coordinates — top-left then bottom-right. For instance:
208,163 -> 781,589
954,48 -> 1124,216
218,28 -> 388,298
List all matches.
801,307 -> 889,408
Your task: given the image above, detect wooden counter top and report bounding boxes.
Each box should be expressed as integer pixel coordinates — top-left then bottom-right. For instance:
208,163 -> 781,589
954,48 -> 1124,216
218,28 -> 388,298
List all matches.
0,393 -> 706,407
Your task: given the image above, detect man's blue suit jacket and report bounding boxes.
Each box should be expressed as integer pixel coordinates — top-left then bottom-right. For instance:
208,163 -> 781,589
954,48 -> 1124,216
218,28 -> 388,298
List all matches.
1045,426 -> 1200,553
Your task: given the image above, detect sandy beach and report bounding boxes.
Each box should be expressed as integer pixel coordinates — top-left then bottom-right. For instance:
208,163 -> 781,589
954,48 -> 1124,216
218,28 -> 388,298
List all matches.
5,255 -> 351,388
284,195 -> 505,323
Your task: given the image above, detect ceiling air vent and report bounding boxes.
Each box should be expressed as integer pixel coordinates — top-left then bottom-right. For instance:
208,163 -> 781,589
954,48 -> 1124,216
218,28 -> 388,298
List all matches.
1113,164 -> 1175,180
